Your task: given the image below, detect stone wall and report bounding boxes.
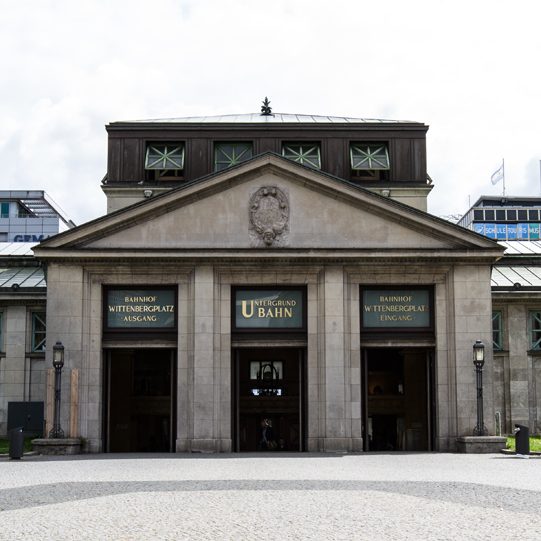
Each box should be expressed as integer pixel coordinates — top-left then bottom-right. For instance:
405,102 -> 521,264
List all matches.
0,299 -> 47,438
492,295 -> 541,435
40,259 -> 496,452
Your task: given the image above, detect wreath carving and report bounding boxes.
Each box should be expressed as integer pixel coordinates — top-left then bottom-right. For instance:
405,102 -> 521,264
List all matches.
249,187 -> 289,247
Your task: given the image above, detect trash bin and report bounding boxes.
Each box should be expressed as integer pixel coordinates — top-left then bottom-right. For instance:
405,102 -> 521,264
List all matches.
9,427 -> 24,459
514,424 -> 530,456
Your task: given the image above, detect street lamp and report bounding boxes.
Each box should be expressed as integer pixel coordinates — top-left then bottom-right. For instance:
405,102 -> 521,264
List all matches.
50,341 -> 65,438
472,340 -> 488,436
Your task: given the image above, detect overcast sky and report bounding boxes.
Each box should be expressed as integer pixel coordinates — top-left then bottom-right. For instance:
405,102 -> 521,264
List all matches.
1,0 -> 540,225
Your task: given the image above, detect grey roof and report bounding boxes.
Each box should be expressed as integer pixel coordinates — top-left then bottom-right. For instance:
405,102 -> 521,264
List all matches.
492,242 -> 541,287
492,265 -> 541,288
0,266 -> 45,288
0,242 -> 38,257
114,113 -> 420,125
498,240 -> 541,255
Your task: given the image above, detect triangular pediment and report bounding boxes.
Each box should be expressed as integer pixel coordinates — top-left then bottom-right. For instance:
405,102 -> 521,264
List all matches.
34,154 -> 502,259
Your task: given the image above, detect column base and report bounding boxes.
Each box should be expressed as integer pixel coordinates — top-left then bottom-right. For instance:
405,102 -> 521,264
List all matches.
176,439 -> 232,453
32,438 -> 82,455
457,436 -> 507,453
307,437 -> 363,453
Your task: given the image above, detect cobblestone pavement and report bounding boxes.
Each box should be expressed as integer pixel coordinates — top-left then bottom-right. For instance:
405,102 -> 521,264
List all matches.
0,452 -> 540,540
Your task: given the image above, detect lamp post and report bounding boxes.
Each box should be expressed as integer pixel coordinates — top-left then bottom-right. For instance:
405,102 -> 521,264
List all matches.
49,341 -> 65,438
472,339 -> 488,436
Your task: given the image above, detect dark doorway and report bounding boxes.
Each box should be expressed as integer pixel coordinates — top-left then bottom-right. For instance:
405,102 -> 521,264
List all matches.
105,349 -> 175,452
233,348 -> 305,452
362,348 -> 433,451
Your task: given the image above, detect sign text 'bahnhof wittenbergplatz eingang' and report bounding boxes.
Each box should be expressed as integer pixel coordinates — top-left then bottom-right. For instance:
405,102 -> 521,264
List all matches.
362,290 -> 431,327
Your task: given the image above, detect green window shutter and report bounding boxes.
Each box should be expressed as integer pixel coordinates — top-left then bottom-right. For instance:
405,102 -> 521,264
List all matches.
492,311 -> 502,350
145,144 -> 184,170
350,144 -> 390,170
214,143 -> 253,171
32,313 -> 46,352
1,203 -> 9,218
530,311 -> 541,350
282,143 -> 321,169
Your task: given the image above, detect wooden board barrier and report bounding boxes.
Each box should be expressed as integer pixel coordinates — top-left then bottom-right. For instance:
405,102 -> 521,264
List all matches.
45,369 -> 54,436
70,369 -> 79,438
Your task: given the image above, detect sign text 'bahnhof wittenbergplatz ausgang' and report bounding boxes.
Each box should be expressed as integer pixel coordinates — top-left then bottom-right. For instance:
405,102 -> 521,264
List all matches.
362,289 -> 431,328
107,290 -> 176,328
235,290 -> 303,328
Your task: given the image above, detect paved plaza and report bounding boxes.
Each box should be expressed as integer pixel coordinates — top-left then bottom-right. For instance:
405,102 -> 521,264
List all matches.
0,452 -> 540,540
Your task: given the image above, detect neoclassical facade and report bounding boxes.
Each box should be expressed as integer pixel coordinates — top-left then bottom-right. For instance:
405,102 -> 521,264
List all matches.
32,113 -> 504,453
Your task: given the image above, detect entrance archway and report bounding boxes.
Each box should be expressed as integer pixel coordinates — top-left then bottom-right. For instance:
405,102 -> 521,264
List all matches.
232,347 -> 306,452
362,348 -> 435,451
105,349 -> 176,452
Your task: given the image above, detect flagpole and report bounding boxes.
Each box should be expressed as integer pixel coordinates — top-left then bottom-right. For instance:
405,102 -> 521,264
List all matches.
502,159 -> 506,196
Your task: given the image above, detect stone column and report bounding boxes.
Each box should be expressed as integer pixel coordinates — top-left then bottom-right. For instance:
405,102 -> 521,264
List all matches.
347,279 -> 362,450
507,304 -> 530,428
217,280 -> 231,452
435,281 -> 453,451
452,265 -> 494,437
322,266 -> 351,451
307,281 -> 321,452
44,264 -> 85,439
190,265 -> 217,452
0,305 -> 27,437
176,280 -> 191,451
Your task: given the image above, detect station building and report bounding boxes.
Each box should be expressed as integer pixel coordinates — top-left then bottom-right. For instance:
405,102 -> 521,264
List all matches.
0,192 -> 74,438
0,243 -> 47,438
0,190 -> 74,243
459,195 -> 541,436
29,110 -> 506,453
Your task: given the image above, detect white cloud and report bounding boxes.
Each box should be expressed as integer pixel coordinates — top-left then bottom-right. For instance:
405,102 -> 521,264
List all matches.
1,0 -> 540,223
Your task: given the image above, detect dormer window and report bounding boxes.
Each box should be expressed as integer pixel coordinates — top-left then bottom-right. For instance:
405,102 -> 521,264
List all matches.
145,143 -> 184,180
214,143 -> 253,171
350,143 -> 390,181
282,143 -> 321,169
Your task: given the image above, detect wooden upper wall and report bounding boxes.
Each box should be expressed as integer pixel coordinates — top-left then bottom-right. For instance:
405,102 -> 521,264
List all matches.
105,122 -> 429,187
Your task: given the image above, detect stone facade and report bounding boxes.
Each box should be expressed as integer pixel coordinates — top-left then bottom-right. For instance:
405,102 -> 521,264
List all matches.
492,293 -> 541,436
0,294 -> 47,438
33,155 -> 504,453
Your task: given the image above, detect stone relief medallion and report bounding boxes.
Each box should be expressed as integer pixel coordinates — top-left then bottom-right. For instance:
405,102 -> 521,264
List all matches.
249,187 -> 290,247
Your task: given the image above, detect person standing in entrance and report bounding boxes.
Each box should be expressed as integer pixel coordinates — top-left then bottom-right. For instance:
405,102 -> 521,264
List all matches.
275,438 -> 289,451
258,419 -> 276,451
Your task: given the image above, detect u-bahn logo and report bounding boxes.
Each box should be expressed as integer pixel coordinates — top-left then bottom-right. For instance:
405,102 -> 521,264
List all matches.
241,299 -> 296,319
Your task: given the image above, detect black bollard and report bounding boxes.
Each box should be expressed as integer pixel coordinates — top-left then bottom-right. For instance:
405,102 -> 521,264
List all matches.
9,427 -> 24,459
514,424 -> 530,456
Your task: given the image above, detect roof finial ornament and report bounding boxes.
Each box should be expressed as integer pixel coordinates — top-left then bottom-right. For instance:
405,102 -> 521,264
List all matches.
260,97 -> 273,116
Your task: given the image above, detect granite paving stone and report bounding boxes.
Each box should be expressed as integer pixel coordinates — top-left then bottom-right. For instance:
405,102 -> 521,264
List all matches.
0,453 -> 539,540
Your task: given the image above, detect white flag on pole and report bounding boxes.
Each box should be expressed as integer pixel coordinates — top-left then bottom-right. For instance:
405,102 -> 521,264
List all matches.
491,164 -> 504,185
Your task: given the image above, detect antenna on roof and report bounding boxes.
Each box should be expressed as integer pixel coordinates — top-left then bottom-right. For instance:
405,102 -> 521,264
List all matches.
260,97 -> 273,116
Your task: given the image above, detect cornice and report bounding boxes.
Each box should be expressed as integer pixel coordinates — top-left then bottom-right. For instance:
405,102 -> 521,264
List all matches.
0,294 -> 46,305
34,248 -> 502,266
492,292 -> 541,303
106,122 -> 429,134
